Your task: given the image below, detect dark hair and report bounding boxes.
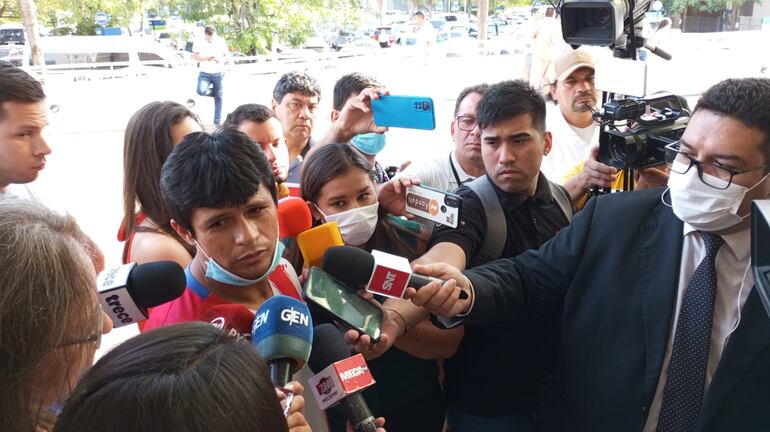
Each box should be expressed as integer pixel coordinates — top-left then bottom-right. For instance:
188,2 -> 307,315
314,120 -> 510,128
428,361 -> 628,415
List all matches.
332,73 -> 381,111
272,71 -> 321,105
0,63 -> 45,122
122,101 -> 201,260
545,6 -> 555,17
161,129 -> 277,233
204,25 -> 215,35
694,78 -> 770,165
414,10 -> 425,17
300,143 -> 375,204
476,80 -> 546,133
453,83 -> 490,117
54,323 -> 288,432
223,103 -> 276,128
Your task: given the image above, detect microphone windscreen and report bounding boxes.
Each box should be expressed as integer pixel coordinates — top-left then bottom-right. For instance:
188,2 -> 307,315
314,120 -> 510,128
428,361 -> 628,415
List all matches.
322,246 -> 375,288
297,222 -> 344,268
127,261 -> 186,309
198,304 -> 255,338
278,197 -> 313,238
252,296 -> 313,372
307,323 -> 352,373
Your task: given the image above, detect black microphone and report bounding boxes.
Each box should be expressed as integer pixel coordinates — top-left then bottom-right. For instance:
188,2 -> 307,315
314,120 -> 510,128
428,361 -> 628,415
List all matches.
308,324 -> 377,432
97,261 -> 186,328
323,245 -> 468,299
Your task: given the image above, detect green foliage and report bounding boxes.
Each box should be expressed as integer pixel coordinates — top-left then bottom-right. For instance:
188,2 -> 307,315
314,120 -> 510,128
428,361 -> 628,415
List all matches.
24,0 -> 367,52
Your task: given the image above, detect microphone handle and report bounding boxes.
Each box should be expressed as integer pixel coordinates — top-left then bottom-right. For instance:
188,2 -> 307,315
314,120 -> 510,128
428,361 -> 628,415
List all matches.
270,360 -> 293,387
408,274 -> 469,300
340,393 -> 377,432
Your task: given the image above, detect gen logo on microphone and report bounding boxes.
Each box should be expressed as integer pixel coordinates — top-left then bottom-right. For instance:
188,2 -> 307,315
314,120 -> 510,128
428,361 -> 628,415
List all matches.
281,307 -> 310,326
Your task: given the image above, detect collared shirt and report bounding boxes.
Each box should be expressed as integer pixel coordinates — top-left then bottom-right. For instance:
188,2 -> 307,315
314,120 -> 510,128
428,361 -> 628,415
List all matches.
286,136 -> 314,184
643,224 -> 753,431
542,102 -> 598,184
398,150 -> 476,193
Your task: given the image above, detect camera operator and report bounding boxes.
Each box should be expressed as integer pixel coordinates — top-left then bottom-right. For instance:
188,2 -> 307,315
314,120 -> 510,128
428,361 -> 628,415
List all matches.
406,78 -> 770,431
544,49 -> 669,210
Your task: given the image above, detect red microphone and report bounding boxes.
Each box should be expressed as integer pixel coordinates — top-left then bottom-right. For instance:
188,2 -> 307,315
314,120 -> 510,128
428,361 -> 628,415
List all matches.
277,197 -> 313,238
197,304 -> 255,341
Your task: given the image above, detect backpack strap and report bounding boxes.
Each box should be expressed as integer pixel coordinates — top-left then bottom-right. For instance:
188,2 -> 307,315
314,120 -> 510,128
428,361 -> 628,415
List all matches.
466,176 -> 507,265
548,181 -> 573,222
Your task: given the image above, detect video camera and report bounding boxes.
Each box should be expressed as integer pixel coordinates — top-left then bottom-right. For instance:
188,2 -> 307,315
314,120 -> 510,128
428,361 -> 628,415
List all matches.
595,92 -> 690,170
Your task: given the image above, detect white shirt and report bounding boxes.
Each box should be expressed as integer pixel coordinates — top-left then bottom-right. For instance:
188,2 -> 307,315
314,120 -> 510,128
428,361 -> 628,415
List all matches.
643,224 -> 753,431
398,150 -> 476,193
193,35 -> 228,74
542,103 -> 598,184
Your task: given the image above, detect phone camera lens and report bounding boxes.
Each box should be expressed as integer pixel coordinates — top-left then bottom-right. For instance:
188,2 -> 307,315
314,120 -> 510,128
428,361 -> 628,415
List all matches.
440,205 -> 447,213
422,101 -> 431,111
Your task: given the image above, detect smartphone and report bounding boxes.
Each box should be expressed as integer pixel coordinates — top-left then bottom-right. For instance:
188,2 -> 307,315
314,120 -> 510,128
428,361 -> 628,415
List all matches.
372,95 -> 436,130
405,184 -> 462,228
303,267 -> 382,342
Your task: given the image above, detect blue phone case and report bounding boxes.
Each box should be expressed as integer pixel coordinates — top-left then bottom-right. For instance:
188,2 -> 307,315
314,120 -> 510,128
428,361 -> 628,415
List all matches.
372,95 -> 436,130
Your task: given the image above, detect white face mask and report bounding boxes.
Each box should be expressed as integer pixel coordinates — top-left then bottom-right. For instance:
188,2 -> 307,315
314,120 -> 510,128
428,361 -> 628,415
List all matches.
316,202 -> 379,246
666,160 -> 770,232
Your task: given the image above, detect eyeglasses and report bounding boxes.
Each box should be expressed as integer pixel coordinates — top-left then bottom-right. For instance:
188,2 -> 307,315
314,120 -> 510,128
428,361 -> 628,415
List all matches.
455,115 -> 478,132
664,141 -> 770,190
57,303 -> 103,349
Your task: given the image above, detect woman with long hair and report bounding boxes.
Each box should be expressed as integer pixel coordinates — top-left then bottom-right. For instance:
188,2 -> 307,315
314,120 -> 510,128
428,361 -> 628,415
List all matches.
295,143 -> 458,432
119,101 -> 203,266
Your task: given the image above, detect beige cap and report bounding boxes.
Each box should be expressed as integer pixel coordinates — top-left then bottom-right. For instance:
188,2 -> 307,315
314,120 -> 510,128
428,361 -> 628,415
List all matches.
553,49 -> 595,83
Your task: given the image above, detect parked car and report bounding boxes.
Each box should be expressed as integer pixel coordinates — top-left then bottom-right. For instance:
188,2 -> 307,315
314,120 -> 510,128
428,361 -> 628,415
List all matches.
372,27 -> 396,48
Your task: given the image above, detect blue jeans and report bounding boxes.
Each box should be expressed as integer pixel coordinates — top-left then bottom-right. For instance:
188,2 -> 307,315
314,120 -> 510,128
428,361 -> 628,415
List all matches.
197,71 -> 224,125
446,408 -> 533,432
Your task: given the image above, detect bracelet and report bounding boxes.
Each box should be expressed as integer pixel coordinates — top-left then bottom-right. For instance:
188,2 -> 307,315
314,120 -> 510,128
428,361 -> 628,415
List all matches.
384,308 -> 411,338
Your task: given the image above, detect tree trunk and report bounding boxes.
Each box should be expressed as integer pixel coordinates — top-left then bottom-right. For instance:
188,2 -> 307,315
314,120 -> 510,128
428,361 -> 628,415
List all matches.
18,0 -> 44,71
477,0 -> 488,55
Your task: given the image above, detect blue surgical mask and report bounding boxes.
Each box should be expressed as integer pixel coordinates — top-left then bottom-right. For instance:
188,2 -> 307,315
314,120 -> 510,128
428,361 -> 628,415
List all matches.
351,133 -> 386,156
196,240 -> 285,286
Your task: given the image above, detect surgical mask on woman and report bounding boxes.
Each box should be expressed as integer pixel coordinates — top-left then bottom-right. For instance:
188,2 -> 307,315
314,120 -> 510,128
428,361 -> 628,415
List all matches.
315,202 -> 379,246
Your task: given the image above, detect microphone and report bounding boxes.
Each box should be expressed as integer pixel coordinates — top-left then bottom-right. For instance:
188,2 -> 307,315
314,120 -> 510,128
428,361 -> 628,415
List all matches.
308,324 -> 377,432
197,304 -> 255,341
323,245 -> 469,300
251,295 -> 314,387
296,222 -> 344,268
277,196 -> 313,238
97,261 -> 186,328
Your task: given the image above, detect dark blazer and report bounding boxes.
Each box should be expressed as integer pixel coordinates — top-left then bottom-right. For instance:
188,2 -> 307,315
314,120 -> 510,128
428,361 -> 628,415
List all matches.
462,188 -> 770,431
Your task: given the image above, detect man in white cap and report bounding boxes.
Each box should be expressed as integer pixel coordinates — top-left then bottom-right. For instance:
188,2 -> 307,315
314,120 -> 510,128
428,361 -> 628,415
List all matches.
542,49 -> 620,209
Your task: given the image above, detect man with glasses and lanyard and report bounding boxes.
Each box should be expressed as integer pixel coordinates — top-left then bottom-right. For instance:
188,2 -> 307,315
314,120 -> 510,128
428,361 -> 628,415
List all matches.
397,84 -> 489,193
404,78 -> 770,431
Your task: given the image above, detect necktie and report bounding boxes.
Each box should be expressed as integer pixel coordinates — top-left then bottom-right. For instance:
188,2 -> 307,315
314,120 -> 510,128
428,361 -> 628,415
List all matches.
657,232 -> 724,432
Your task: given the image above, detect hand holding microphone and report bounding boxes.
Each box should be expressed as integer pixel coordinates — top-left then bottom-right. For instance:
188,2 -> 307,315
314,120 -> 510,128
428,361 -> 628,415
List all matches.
406,262 -> 473,318
322,246 -> 468,300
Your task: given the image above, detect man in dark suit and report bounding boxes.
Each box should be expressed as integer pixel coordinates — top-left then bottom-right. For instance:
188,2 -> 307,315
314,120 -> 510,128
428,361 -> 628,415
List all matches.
406,78 -> 770,431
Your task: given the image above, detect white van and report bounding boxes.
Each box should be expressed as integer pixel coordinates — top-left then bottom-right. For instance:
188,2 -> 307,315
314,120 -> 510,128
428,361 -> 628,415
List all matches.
35,36 -> 199,132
